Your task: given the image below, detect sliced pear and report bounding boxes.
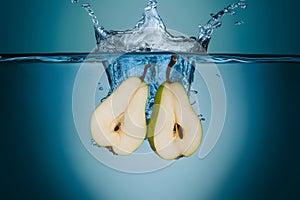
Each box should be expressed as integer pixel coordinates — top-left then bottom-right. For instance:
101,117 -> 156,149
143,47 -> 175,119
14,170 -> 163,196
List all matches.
90,77 -> 148,155
148,81 -> 202,160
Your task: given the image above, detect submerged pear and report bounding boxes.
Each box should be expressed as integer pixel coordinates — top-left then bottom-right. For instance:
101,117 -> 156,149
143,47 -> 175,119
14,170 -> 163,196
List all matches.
91,77 -> 148,155
148,81 -> 202,160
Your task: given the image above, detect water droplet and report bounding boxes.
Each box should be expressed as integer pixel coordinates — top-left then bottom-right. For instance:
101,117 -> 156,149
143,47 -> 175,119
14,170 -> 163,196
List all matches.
190,90 -> 199,94
90,139 -> 100,147
99,87 -> 103,91
238,1 -> 247,9
235,21 -> 245,25
198,114 -> 204,118
198,0 -> 247,48
198,114 -> 206,121
214,22 -> 222,29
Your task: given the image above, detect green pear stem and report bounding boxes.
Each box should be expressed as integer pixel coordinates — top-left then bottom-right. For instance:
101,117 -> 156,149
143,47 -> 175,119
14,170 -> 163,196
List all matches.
140,64 -> 152,81
166,55 -> 178,82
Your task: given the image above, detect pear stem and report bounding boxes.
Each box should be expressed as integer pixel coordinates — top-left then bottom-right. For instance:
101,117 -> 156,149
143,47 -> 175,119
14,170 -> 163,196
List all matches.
140,64 -> 152,81
166,55 -> 178,82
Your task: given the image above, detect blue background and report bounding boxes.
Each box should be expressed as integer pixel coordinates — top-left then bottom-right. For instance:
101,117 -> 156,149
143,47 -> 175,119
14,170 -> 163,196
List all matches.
1,0 -> 300,200
0,0 -> 300,54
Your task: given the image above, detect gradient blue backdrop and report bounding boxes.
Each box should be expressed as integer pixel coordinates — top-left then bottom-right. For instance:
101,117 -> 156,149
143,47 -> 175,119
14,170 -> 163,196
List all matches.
0,0 -> 300,54
1,0 -> 300,200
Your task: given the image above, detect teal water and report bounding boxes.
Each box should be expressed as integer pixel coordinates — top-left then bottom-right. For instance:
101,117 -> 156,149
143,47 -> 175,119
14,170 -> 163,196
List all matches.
1,54 -> 299,199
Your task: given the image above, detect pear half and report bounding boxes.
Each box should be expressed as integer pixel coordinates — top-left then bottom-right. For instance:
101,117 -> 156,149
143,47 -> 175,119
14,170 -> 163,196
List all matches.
148,82 -> 202,160
91,77 -> 148,155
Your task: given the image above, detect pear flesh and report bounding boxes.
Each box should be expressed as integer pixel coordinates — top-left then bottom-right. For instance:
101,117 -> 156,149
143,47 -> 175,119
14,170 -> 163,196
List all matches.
90,77 -> 148,155
148,82 -> 202,160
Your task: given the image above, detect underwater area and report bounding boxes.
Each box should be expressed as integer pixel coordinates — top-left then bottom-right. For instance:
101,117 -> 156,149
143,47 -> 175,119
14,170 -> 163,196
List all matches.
1,0 -> 300,199
1,53 -> 300,199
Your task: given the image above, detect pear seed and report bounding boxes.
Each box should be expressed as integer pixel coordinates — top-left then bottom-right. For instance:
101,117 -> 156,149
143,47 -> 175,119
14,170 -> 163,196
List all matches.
177,124 -> 184,139
114,122 -> 121,132
173,123 -> 184,139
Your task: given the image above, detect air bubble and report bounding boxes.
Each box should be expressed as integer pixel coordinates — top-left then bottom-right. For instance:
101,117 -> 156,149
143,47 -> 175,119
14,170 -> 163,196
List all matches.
190,90 -> 199,94
235,21 -> 245,25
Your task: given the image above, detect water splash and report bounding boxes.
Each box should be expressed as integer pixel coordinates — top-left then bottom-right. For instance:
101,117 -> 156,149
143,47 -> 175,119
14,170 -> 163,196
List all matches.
90,2 -> 203,53
81,3 -> 112,44
76,0 -> 247,53
198,0 -> 247,49
135,0 -> 166,30
101,53 -> 196,120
